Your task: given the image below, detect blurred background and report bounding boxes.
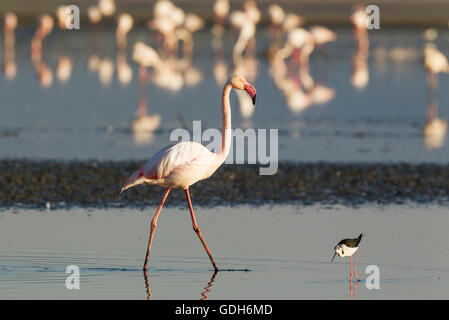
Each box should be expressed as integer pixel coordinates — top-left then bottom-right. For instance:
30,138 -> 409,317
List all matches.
1,0 -> 449,163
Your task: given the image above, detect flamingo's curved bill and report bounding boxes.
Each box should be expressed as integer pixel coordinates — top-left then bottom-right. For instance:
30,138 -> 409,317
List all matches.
244,83 -> 256,106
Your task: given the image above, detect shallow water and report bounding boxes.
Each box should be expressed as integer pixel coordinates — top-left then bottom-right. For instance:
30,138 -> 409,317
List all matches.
1,27 -> 449,162
0,205 -> 448,299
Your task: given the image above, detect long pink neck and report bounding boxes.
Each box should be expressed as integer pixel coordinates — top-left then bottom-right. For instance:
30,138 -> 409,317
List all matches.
219,82 -> 232,161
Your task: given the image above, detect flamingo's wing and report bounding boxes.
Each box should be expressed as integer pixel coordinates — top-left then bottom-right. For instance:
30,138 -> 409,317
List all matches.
142,141 -> 217,183
122,142 -> 218,191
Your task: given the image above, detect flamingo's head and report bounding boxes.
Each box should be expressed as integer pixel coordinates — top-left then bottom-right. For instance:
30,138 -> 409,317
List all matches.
120,167 -> 145,194
229,74 -> 256,105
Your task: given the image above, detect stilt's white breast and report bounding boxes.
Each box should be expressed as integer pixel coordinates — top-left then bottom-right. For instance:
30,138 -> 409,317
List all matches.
341,245 -> 358,257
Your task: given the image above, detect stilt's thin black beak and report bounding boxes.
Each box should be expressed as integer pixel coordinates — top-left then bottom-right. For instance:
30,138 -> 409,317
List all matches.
331,252 -> 337,263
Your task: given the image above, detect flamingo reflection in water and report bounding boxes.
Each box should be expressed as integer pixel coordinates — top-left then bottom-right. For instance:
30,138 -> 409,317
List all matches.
424,97 -> 447,150
115,14 -> 134,86
131,42 -> 163,145
350,7 -> 370,89
143,270 -> 218,300
212,0 -> 229,37
230,1 -> 261,123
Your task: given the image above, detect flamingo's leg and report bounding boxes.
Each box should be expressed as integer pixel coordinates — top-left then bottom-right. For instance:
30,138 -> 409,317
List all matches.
354,250 -> 359,281
434,73 -> 439,92
143,188 -> 171,270
143,269 -> 152,300
185,188 -> 219,272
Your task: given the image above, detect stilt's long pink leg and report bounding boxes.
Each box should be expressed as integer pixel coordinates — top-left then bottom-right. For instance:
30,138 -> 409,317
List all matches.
349,279 -> 353,300
143,188 -> 171,270
185,188 -> 219,272
349,256 -> 353,281
354,251 -> 359,281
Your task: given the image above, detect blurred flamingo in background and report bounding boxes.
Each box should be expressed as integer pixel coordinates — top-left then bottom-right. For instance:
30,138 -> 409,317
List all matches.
350,6 -> 369,54
31,14 -> 53,61
98,0 -> 116,17
230,0 -> 260,61
212,0 -> 229,37
116,13 -> 134,50
121,75 -> 257,271
115,14 -> 134,86
54,7 -> 74,83
350,7 -> 370,90
3,13 -> 18,79
87,5 -> 102,25
309,26 -> 337,47
424,44 -> 449,92
268,4 -> 304,38
31,14 -> 54,88
268,4 -> 286,36
56,5 -> 70,30
266,5 -> 304,59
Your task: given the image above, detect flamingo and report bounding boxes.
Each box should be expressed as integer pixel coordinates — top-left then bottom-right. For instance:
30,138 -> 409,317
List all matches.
120,74 -> 257,271
212,0 -> 229,37
56,6 -> 70,30
309,26 -> 337,46
350,6 -> 369,53
31,14 -> 54,88
98,0 -> 116,17
268,4 -> 304,36
268,4 -> 286,33
3,13 -> 18,79
424,44 -> 449,91
116,13 -> 134,50
87,6 -> 102,24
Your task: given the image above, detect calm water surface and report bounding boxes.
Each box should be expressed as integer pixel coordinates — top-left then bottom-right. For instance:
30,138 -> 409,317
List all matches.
1,27 -> 449,162
0,205 -> 448,299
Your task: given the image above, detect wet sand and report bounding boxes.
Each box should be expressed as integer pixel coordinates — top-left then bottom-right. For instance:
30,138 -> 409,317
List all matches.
0,204 -> 448,299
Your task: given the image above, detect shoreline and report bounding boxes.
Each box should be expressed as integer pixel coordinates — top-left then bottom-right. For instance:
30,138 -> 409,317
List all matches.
1,0 -> 449,27
1,160 -> 448,209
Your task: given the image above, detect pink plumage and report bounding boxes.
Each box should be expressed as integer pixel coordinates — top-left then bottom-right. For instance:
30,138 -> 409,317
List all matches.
122,141 -> 220,190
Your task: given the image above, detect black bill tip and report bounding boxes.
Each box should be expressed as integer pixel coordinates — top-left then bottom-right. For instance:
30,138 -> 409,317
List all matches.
252,94 -> 256,106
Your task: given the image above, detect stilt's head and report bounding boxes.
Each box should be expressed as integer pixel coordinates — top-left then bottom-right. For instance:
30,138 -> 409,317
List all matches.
331,245 -> 343,262
228,74 -> 256,105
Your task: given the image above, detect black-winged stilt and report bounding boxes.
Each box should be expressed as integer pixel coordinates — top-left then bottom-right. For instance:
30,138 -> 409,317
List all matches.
331,233 -> 363,281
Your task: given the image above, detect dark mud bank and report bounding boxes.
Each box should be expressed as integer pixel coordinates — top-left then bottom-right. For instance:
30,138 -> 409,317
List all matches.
1,160 -> 449,209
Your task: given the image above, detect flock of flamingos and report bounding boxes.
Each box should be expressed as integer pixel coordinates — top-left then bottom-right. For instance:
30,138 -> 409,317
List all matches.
2,0 -> 448,149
